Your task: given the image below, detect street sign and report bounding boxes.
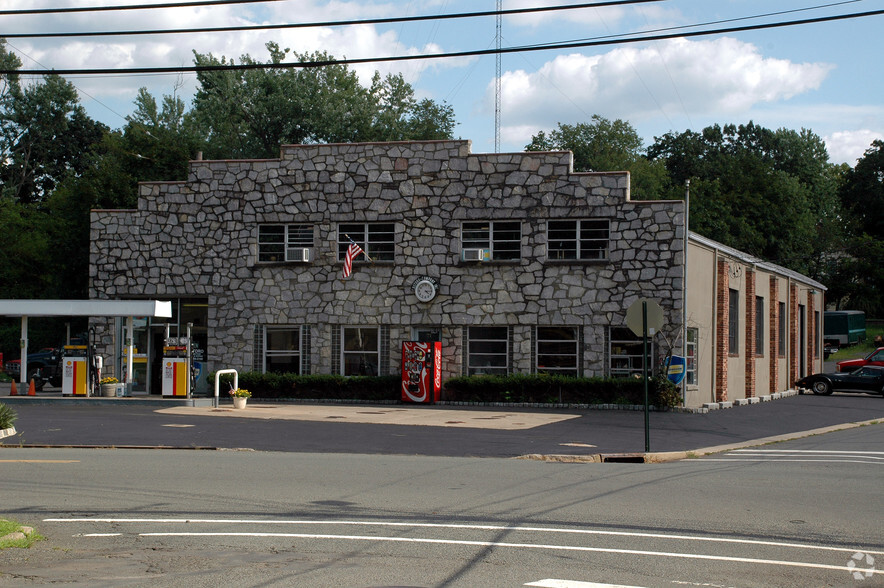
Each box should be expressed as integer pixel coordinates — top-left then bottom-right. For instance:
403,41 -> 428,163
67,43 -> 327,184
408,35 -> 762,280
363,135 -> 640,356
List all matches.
626,298 -> 664,336
667,355 -> 686,385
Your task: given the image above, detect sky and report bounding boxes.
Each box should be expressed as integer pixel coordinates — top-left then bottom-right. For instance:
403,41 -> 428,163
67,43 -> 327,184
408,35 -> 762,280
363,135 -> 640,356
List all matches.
2,0 -> 883,166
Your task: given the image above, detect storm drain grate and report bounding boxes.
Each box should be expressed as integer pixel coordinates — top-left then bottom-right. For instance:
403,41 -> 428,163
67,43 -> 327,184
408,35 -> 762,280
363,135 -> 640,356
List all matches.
599,453 -> 646,463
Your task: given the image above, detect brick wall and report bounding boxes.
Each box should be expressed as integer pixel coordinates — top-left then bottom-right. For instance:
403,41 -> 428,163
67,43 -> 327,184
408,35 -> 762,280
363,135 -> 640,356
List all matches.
769,276 -> 779,395
744,270 -> 756,398
790,283 -> 799,384
715,260 -> 730,402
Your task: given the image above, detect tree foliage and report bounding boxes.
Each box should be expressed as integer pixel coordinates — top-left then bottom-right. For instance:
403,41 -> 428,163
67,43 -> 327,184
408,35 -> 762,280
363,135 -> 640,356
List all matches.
525,116 -> 667,199
191,43 -> 456,159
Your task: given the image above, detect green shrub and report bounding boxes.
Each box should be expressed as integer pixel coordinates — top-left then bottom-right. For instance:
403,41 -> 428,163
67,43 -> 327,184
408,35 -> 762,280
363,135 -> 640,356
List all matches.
0,403 -> 16,429
206,371 -> 682,408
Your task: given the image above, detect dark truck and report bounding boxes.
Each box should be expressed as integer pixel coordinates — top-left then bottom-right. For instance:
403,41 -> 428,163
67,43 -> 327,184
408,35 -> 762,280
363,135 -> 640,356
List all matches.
4,347 -> 64,390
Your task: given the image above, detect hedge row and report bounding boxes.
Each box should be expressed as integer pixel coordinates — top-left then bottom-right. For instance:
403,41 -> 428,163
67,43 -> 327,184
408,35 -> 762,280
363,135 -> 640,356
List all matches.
210,372 -> 682,408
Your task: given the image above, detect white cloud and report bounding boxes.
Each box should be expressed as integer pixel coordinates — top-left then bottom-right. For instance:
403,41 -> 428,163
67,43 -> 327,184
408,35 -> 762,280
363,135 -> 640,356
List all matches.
493,37 -> 834,145
825,130 -> 884,166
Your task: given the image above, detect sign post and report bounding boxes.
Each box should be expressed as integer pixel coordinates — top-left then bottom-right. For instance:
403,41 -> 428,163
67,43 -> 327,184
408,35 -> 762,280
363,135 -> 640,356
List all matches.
626,298 -> 664,453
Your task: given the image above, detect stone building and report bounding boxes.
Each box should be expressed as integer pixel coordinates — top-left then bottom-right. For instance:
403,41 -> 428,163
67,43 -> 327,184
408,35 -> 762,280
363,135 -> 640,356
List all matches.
89,139 -> 823,406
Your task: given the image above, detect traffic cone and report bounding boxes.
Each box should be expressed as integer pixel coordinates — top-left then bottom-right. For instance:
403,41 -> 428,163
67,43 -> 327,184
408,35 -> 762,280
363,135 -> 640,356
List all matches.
28,379 -> 36,396
9,380 -> 17,396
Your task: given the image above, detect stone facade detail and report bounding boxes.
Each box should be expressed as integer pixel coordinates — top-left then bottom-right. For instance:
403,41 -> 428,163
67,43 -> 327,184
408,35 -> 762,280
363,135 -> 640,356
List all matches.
89,140 -> 685,385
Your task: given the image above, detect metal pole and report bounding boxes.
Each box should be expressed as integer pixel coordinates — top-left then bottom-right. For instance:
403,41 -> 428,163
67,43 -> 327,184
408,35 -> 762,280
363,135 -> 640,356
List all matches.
643,301 -> 650,453
682,178 -> 690,405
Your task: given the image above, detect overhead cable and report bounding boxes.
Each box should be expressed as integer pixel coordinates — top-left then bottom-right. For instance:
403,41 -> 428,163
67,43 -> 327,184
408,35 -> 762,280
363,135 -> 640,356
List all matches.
4,9 -> 883,76
2,0 -> 663,38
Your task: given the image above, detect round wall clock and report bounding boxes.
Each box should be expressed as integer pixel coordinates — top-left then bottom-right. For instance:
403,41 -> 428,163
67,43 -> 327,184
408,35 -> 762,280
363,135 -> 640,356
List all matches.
413,277 -> 438,302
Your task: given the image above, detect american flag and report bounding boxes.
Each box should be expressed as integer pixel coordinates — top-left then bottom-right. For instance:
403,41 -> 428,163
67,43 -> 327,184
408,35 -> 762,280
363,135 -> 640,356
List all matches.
342,242 -> 364,278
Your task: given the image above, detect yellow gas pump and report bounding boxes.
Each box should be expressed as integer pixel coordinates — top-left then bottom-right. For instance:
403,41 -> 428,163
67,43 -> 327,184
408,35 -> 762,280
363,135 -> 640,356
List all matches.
61,345 -> 89,396
161,337 -> 190,397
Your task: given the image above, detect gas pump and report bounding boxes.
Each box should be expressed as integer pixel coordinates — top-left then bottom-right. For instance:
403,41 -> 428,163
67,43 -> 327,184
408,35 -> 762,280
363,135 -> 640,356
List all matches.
61,345 -> 89,396
161,336 -> 190,397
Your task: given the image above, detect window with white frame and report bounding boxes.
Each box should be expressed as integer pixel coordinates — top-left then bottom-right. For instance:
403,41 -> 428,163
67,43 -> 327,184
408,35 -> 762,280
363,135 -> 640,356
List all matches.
264,326 -> 302,374
338,223 -> 395,262
547,219 -> 610,260
686,328 -> 697,385
462,221 -> 521,261
258,224 -> 313,262
467,326 -> 509,375
609,327 -> 654,377
342,326 -> 380,376
536,326 -> 579,376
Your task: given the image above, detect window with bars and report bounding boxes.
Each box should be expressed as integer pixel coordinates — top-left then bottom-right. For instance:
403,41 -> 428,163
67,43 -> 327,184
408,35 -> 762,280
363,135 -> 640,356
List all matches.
263,326 -> 302,374
258,224 -> 314,262
536,326 -> 579,376
338,223 -> 395,262
461,221 -> 521,261
342,326 -> 380,376
547,219 -> 610,260
467,326 -> 509,375
609,327 -> 654,377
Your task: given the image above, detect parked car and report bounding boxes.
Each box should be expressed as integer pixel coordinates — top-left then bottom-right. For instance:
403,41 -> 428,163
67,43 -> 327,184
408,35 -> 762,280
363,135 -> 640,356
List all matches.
836,347 -> 884,372
796,365 -> 884,396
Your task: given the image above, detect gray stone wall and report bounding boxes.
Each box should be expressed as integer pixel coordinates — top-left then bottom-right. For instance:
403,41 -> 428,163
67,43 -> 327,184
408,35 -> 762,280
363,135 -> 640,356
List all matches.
90,140 -> 685,381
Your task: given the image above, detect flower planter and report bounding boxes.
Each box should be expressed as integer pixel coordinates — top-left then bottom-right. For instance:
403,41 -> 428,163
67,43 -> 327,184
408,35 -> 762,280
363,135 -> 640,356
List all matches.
100,383 -> 117,397
232,397 -> 248,409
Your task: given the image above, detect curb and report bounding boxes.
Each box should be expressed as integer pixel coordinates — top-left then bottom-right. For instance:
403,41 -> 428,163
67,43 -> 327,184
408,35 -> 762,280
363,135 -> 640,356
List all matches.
520,417 -> 884,464
0,427 -> 15,440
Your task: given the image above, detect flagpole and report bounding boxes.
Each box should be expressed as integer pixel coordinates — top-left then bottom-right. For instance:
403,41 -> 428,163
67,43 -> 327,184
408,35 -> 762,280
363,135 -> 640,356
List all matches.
343,233 -> 374,263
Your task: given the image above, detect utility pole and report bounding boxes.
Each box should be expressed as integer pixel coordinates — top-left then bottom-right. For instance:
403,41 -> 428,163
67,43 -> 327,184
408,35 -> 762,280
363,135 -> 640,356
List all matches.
494,0 -> 502,152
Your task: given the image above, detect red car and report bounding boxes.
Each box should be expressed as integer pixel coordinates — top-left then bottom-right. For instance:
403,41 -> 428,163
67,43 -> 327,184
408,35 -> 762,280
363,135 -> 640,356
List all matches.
837,347 -> 884,372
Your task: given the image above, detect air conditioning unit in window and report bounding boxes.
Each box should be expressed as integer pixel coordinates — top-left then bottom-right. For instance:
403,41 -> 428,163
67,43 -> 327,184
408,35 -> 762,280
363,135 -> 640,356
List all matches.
462,248 -> 488,262
286,247 -> 312,262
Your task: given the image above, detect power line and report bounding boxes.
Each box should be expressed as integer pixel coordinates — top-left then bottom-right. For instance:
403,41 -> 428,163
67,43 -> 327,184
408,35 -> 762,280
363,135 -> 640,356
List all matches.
0,0 -> 282,17
1,0 -> 663,38
4,8 -> 883,76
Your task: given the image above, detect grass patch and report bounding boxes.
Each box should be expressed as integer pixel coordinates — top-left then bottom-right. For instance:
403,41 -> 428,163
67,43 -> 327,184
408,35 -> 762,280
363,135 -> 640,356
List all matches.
0,518 -> 43,549
828,325 -> 884,361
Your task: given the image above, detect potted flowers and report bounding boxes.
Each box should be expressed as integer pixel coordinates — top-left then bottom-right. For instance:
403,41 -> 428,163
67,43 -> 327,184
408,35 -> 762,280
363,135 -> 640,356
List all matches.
99,376 -> 119,397
229,388 -> 251,409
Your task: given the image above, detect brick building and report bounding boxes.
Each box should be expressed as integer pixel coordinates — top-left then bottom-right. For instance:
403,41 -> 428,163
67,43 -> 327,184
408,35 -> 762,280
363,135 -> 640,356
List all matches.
89,140 -> 824,406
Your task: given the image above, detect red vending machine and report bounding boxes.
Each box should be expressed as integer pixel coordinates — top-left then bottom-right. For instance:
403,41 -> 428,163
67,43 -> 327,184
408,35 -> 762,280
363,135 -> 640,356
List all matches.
401,341 -> 442,403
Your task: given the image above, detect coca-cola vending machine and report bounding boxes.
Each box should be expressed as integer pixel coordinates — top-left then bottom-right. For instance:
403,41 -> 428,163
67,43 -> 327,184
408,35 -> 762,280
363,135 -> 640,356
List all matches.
401,341 -> 442,403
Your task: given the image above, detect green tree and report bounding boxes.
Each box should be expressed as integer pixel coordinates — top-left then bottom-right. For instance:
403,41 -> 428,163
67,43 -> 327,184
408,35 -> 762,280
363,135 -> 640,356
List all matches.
191,43 -> 456,159
648,122 -> 840,277
525,116 -> 667,199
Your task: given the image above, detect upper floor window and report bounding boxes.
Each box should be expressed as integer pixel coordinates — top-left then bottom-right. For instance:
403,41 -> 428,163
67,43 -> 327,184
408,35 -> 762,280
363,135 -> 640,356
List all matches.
338,223 -> 395,262
548,219 -> 610,261
462,221 -> 521,261
258,224 -> 313,262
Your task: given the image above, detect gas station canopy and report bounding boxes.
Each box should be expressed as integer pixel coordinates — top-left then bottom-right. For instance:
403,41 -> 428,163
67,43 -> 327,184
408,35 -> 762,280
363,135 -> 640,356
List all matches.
1,299 -> 172,386
0,299 -> 172,318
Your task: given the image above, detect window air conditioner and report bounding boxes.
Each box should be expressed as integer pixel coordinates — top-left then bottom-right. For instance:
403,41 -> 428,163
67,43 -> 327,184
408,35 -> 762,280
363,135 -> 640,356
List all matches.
286,247 -> 312,262
462,248 -> 487,262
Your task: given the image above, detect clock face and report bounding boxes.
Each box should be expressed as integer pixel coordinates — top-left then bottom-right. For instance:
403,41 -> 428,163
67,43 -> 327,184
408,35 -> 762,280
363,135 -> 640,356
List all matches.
414,278 -> 437,302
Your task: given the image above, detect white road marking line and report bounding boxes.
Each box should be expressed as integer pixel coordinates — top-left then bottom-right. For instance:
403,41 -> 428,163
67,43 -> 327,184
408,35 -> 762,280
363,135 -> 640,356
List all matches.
703,459 -> 882,464
733,449 -> 884,455
132,531 -> 884,575
81,533 -> 121,537
526,580 -> 644,588
42,518 -> 884,556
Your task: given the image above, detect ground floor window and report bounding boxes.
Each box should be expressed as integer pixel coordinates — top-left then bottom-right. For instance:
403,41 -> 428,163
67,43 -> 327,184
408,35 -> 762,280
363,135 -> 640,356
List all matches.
264,326 -> 302,374
467,326 -> 509,375
536,326 -> 579,376
609,327 -> 654,377
343,326 -> 380,375
686,328 -> 697,385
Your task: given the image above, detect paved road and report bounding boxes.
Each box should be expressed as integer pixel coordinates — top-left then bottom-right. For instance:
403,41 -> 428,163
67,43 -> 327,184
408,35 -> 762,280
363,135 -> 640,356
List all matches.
3,391 -> 883,458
